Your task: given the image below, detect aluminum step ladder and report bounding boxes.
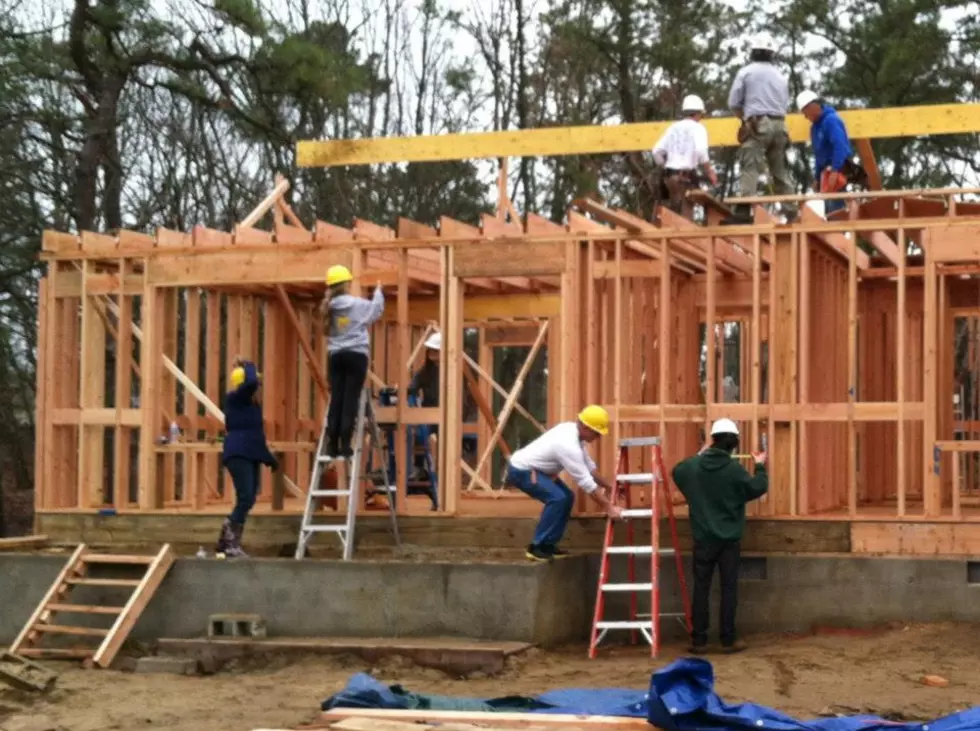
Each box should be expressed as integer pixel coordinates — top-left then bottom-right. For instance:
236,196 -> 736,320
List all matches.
295,387 -> 401,560
589,436 -> 692,658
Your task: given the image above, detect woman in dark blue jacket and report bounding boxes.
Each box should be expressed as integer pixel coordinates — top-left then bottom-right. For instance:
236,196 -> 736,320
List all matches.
216,358 -> 278,557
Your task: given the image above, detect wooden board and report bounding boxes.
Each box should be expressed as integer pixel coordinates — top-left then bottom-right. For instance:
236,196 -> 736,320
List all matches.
316,709 -> 652,729
851,522 -> 980,555
147,248 -> 355,286
453,241 -> 567,278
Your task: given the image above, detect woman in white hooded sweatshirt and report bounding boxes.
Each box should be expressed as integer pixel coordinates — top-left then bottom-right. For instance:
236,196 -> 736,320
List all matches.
320,265 -> 384,459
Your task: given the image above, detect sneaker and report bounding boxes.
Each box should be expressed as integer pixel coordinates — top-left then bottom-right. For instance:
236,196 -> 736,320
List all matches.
525,544 -> 553,563
721,640 -> 747,654
687,643 -> 709,655
540,544 -> 571,558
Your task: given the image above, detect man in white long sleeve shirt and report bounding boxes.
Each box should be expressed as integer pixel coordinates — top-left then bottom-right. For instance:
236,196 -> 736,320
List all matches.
652,95 -> 719,218
506,405 -> 623,562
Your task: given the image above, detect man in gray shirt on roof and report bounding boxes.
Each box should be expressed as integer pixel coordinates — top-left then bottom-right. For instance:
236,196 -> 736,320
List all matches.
722,35 -> 797,225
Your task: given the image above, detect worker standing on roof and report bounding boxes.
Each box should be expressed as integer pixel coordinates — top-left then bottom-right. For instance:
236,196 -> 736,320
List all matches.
797,90 -> 859,217
216,357 -> 278,558
320,265 -> 385,460
651,95 -> 720,217
506,406 -> 623,562
671,418 -> 767,654
723,35 -> 796,225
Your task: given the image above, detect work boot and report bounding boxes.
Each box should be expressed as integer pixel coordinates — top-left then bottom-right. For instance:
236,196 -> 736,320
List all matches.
540,544 -> 571,559
324,433 -> 338,460
224,522 -> 248,558
525,544 -> 553,563
721,205 -> 753,226
722,639 -> 747,654
215,518 -> 235,555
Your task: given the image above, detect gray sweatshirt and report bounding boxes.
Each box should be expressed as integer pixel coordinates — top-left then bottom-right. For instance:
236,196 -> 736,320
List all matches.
326,287 -> 385,355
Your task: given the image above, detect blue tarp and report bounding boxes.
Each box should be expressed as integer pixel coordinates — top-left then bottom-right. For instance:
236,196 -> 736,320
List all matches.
323,657 -> 980,731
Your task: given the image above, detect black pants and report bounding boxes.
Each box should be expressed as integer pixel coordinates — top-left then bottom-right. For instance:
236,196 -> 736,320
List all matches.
327,351 -> 369,456
691,540 -> 740,647
226,457 -> 260,524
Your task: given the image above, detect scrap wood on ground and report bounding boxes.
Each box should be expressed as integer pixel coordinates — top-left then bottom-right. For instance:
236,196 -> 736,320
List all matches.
260,657 -> 980,731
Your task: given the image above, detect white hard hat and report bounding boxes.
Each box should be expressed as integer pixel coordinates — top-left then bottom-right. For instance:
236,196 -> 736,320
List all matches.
750,34 -> 775,52
681,94 -> 705,113
710,418 -> 740,436
424,332 -> 441,350
796,90 -> 820,110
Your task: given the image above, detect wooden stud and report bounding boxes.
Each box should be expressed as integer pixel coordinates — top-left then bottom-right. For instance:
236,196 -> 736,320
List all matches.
924,228 -> 941,516
848,224 -> 858,517
396,250 -> 410,513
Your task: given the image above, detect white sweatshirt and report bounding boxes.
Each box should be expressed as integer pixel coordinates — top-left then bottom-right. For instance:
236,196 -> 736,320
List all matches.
508,422 -> 599,493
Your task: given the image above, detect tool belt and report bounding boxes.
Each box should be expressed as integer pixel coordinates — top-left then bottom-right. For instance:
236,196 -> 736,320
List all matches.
657,168 -> 698,200
737,114 -> 785,144
820,159 -> 869,192
841,158 -> 869,188
664,168 -> 699,185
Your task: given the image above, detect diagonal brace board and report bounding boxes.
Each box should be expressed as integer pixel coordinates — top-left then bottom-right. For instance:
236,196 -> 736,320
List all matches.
462,351 -> 546,433
465,321 -> 549,492
99,296 -> 305,499
275,285 -> 329,400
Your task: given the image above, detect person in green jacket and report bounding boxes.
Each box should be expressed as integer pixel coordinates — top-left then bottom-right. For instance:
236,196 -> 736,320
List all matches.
672,418 -> 768,654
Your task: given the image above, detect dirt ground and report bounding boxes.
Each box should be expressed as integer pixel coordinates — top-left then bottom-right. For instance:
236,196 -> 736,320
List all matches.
2,622 -> 980,731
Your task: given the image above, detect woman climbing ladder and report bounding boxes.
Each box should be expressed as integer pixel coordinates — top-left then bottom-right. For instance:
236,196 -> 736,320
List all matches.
320,265 -> 385,459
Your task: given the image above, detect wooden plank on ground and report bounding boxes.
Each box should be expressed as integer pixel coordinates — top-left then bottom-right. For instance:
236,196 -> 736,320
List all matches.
317,709 -> 652,729
0,535 -> 49,551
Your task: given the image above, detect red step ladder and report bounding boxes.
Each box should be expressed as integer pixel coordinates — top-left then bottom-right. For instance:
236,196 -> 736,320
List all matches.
589,436 -> 692,658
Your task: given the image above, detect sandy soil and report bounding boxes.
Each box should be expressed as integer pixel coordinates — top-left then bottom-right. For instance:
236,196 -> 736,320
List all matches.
2,622 -> 980,731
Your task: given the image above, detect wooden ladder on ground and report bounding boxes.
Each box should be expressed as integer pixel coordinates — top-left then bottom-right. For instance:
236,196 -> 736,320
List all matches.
9,543 -> 175,668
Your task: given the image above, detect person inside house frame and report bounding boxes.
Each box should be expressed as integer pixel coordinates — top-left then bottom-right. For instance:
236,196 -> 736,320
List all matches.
505,405 -> 623,563
671,418 -> 767,653
216,357 -> 279,558
408,330 -> 442,477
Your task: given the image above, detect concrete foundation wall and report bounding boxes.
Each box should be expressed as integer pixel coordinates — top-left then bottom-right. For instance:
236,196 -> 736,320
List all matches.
3,553 -> 980,649
596,553 -> 980,640
0,555 -> 591,648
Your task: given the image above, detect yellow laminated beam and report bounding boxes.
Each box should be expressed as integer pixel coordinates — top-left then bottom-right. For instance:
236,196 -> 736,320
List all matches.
297,103 -> 980,167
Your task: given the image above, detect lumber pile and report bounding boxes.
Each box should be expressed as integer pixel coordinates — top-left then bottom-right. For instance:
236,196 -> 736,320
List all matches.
255,708 -> 653,730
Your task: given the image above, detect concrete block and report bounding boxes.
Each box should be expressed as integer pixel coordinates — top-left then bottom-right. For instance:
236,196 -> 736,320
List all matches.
0,651 -> 57,693
134,655 -> 199,675
208,612 -> 267,639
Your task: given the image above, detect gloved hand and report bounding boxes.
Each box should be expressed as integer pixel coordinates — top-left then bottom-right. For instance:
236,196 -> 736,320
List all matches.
820,168 -> 847,193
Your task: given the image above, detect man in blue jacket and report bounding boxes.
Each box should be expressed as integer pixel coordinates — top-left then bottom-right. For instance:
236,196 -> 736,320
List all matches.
797,90 -> 853,216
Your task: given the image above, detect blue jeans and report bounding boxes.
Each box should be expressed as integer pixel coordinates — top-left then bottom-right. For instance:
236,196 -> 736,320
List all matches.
824,197 -> 845,216
226,457 -> 260,524
506,465 -> 574,546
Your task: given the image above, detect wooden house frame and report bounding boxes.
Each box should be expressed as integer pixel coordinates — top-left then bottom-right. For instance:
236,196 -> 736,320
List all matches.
32,103 -> 980,556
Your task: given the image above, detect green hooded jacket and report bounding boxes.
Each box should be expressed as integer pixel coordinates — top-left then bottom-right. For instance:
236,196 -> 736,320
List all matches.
671,448 -> 768,544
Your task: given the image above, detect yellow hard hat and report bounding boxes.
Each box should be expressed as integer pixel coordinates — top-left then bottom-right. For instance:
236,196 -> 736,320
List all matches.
229,366 -> 261,390
230,367 -> 246,390
578,405 -> 610,435
326,265 -> 353,287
